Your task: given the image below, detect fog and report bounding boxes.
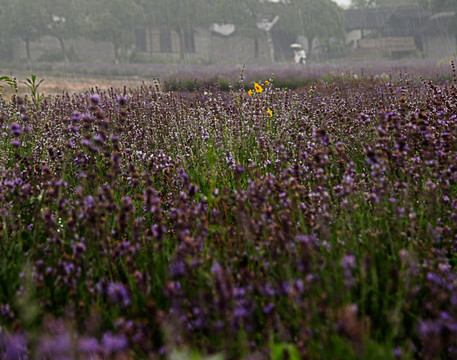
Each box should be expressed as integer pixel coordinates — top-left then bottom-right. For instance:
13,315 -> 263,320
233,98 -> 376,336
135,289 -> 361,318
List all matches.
0,0 -> 455,76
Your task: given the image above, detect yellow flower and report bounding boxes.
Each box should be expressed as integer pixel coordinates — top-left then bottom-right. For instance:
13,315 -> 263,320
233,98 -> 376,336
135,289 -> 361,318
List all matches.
248,89 -> 253,96
254,82 -> 263,93
267,108 -> 273,117
265,80 -> 270,86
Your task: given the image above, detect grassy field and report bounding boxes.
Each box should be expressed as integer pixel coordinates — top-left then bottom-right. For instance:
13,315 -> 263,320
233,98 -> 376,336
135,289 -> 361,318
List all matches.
0,62 -> 457,359
1,57 -> 455,96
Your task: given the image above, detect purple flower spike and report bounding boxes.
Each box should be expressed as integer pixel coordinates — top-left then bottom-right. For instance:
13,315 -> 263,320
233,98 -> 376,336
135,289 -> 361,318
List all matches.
71,111 -> 81,121
211,262 -> 222,274
117,96 -> 128,106
393,347 -> 402,358
169,259 -> 186,277
263,303 -> 275,314
78,337 -> 99,353
341,254 -> 356,270
107,282 -> 131,308
2,334 -> 27,360
90,94 -> 100,104
9,123 -> 21,136
102,333 -> 128,354
93,134 -> 105,144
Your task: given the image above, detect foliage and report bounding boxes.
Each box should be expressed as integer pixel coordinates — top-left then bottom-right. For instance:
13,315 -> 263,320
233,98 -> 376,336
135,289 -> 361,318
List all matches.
0,0 -> 48,61
22,74 -> 45,109
41,0 -> 86,62
0,0 -> 352,63
141,0 -> 210,61
81,0 -> 144,63
208,0 -> 278,40
0,76 -> 17,95
278,0 -> 345,56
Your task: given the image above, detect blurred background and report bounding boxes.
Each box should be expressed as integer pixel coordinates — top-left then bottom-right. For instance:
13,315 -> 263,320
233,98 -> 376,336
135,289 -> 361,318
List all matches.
0,0 -> 454,66
0,0 -> 455,96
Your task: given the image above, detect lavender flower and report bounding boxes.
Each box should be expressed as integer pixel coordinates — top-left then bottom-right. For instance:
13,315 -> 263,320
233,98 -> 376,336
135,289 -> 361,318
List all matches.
1,334 -> 27,360
9,123 -> 21,136
107,282 -> 131,308
102,333 -> 128,354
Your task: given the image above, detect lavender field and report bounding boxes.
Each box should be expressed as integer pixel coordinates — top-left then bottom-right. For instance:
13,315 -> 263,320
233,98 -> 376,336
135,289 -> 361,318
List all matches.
1,64 -> 457,359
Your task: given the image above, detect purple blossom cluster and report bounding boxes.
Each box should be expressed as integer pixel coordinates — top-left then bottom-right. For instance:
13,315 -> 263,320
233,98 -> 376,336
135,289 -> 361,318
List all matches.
0,65 -> 457,358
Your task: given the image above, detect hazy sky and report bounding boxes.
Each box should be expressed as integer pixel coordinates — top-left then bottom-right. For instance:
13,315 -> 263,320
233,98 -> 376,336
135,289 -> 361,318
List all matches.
333,0 -> 351,8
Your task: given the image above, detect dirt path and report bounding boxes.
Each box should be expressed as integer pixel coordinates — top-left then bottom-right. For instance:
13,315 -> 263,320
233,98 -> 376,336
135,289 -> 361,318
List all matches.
2,76 -> 149,98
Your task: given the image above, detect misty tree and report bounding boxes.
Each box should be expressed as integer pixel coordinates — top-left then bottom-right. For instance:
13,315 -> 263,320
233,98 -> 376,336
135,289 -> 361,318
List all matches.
420,0 -> 457,46
0,5 -> 13,61
41,0 -> 86,62
419,0 -> 457,42
208,0 -> 274,60
279,0 -> 344,57
243,0 -> 281,63
141,0 -> 209,62
0,0 -> 48,62
84,0 -> 144,63
449,8 -> 457,46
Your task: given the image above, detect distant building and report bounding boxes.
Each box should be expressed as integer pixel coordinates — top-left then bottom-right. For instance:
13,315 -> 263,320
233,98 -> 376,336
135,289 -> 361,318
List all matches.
343,5 -> 452,60
135,25 -> 271,64
135,15 -> 296,65
345,7 -> 393,39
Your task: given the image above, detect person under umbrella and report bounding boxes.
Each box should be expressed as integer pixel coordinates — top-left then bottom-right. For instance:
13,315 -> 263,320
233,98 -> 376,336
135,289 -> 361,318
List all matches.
291,43 -> 306,65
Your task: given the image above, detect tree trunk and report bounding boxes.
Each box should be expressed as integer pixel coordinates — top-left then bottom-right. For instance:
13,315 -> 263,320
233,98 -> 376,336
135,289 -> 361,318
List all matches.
148,26 -> 153,55
57,36 -> 69,63
126,45 -> 136,64
24,37 -> 31,62
265,31 -> 275,64
113,43 -> 120,64
249,9 -> 261,60
176,28 -> 185,63
307,36 -> 314,58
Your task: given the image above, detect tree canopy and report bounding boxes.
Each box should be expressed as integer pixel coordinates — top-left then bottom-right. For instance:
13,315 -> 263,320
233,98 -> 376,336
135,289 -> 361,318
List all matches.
41,0 -> 86,62
0,0 -> 49,61
208,0 -> 267,39
84,0 -> 144,63
0,0 -> 355,63
279,0 -> 345,56
141,0 -> 209,61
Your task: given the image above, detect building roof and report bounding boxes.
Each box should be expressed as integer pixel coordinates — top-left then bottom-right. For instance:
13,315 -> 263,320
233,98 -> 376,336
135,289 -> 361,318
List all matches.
390,5 -> 430,20
344,7 -> 394,31
344,6 -> 431,31
420,11 -> 456,34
